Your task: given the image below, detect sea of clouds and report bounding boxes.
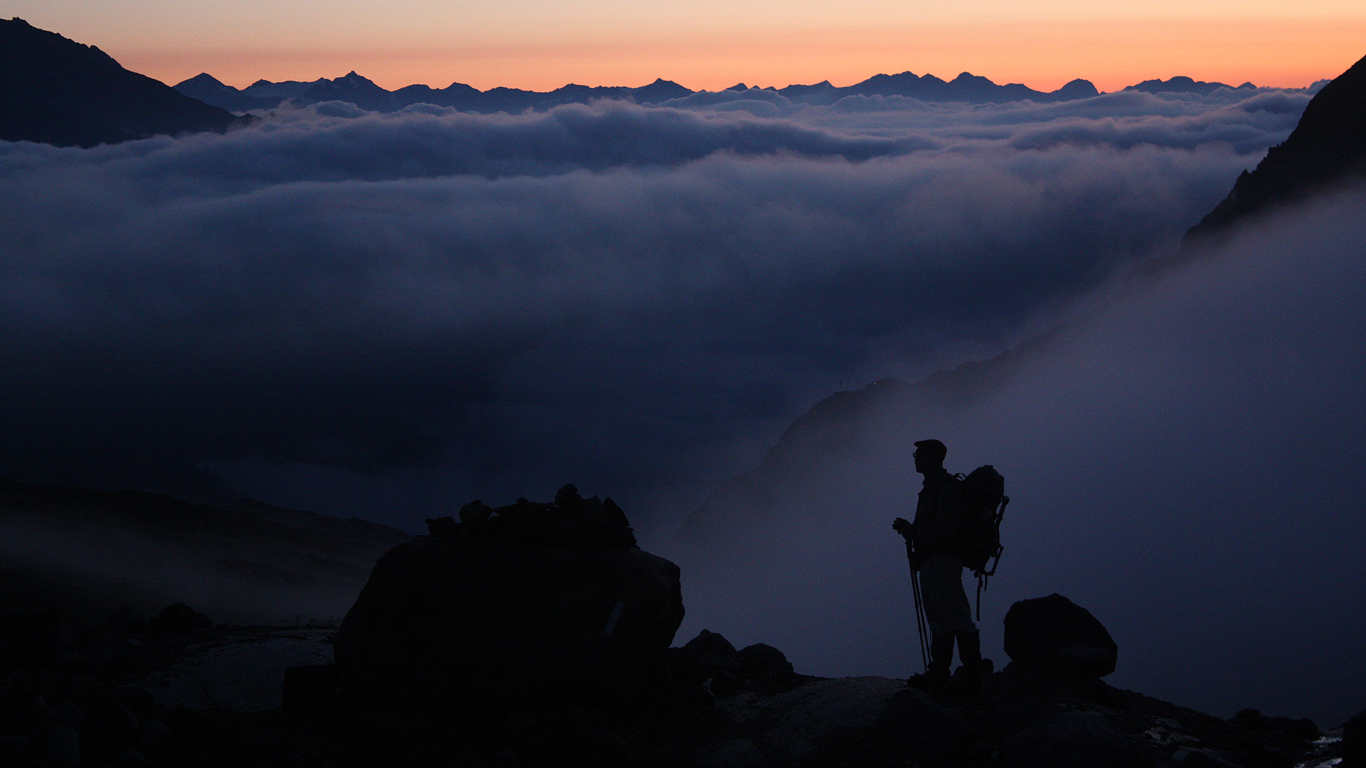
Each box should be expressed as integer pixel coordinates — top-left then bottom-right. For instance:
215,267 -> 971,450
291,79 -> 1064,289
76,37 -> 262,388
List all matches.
0,87 -> 1308,530
6,82 -> 1365,724
668,185 -> 1366,728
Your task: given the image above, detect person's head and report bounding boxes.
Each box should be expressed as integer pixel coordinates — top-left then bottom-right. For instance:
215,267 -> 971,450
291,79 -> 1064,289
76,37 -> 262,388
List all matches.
913,439 -> 947,474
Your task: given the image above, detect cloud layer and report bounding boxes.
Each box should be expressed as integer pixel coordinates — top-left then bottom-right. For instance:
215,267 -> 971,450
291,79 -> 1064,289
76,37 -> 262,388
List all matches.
668,187 -> 1366,727
0,89 -> 1305,533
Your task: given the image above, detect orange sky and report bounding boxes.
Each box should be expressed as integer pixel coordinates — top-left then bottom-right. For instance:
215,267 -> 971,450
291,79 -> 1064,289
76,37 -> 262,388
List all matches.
10,1 -> 1365,92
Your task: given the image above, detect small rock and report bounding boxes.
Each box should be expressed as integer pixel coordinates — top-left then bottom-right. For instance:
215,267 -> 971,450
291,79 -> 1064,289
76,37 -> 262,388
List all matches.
697,738 -> 764,768
42,726 -> 80,768
0,609 -> 71,659
157,603 -> 212,631
47,701 -> 86,730
874,688 -> 972,753
684,630 -> 737,660
140,720 -> 172,748
1001,711 -> 1133,768
107,606 -> 148,632
737,644 -> 793,679
109,684 -> 157,719
116,749 -> 151,768
282,664 -> 337,711
0,733 -> 32,755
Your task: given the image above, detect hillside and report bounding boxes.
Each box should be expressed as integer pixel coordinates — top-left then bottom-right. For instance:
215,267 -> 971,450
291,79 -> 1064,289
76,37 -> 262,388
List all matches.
1185,53 -> 1366,242
0,478 -> 410,626
0,17 -> 241,146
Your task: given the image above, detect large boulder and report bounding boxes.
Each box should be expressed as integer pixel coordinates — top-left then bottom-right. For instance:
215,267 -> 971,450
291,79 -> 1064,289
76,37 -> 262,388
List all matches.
1344,706 -> 1366,767
1003,594 -> 1117,678
334,488 -> 684,711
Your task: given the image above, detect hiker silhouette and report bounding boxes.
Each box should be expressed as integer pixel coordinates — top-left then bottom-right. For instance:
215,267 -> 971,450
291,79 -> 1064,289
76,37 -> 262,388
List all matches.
892,438 -> 983,694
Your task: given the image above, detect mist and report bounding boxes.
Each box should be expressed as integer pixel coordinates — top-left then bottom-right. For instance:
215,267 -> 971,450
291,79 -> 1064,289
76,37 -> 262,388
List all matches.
0,87 -> 1306,534
666,188 -> 1366,727
7,81 -> 1360,723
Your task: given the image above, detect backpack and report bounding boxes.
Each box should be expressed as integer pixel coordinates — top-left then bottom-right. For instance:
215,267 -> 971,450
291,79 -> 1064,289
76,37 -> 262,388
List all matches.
955,465 -> 1009,576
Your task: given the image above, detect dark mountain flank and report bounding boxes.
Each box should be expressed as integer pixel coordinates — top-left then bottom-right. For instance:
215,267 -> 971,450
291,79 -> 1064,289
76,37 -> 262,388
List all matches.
0,18 -> 241,147
0,478 -> 410,625
1186,53 -> 1366,243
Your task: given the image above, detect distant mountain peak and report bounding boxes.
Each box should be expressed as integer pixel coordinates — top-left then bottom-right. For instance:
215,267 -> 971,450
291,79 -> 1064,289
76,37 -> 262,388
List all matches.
1124,76 -> 1252,96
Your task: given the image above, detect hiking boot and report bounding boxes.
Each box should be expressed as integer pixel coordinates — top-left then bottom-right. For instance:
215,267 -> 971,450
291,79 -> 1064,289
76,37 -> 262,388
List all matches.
907,632 -> 955,690
947,629 -> 983,697
906,667 -> 950,690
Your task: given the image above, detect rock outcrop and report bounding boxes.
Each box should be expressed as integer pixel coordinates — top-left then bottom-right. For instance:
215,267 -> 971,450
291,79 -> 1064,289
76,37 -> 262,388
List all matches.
333,486 -> 684,711
1003,593 -> 1118,678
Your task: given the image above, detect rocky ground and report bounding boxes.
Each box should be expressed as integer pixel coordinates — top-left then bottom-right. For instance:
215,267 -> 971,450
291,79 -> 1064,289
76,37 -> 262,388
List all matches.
0,611 -> 1348,768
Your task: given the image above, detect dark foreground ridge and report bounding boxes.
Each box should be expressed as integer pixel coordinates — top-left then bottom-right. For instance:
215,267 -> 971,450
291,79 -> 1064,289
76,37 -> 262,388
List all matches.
1,481 -> 1356,767
0,18 -> 244,147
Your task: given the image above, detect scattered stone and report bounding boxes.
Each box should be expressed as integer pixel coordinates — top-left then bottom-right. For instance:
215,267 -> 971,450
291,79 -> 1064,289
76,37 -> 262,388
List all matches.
86,700 -> 141,744
156,603 -> 212,632
717,676 -> 904,759
0,609 -> 71,659
737,643 -> 793,680
1179,749 -> 1245,767
81,633 -> 143,669
684,629 -> 738,660
108,684 -> 156,719
1001,710 -> 1133,768
697,737 -> 765,768
0,733 -> 33,756
873,687 -> 972,753
140,719 -> 172,748
1003,594 -> 1117,677
423,516 -> 459,535
46,701 -> 86,730
1230,708 -> 1319,740
42,726 -> 80,768
116,750 -> 151,768
106,606 -> 148,633
282,664 -> 338,711
460,500 -> 495,524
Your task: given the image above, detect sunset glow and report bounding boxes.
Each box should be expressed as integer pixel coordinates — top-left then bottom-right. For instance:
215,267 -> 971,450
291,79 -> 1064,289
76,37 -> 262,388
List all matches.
9,1 -> 1364,92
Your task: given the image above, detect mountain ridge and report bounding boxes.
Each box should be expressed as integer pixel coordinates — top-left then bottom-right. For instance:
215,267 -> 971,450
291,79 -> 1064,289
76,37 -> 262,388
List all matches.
176,69 -> 1106,114
0,17 -> 242,146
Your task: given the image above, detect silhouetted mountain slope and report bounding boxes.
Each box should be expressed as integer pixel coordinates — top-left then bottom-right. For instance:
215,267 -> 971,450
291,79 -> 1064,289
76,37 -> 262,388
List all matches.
0,18 -> 240,147
1185,54 -> 1366,243
0,478 -> 410,625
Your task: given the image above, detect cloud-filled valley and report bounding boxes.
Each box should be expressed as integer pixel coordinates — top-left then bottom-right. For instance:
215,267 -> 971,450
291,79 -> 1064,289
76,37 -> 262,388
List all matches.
0,89 -> 1306,532
668,185 -> 1366,727
6,74 -> 1366,726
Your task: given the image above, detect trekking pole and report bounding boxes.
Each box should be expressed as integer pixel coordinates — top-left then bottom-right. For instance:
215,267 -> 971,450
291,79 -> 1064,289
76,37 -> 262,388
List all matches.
909,566 -> 930,672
